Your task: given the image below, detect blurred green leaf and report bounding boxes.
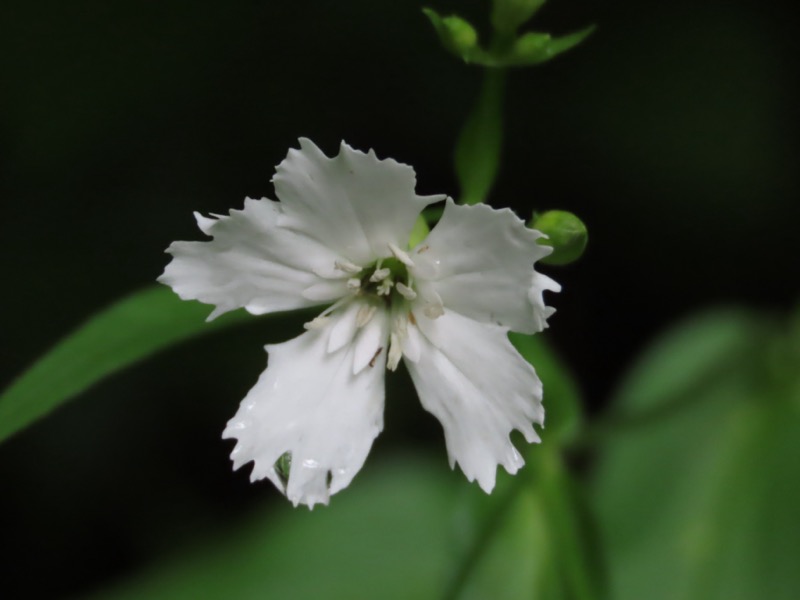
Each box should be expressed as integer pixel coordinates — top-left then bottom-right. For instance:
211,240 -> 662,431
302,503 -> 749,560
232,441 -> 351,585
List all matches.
592,308 -> 800,600
88,454 -> 455,600
491,0 -> 547,35
409,213 -> 431,247
0,286 -> 251,444
505,26 -> 596,66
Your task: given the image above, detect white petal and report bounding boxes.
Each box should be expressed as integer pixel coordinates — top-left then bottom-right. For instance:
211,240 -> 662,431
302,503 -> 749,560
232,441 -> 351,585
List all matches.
222,311 -> 387,508
402,320 -> 422,363
272,138 -> 444,266
413,198 -> 558,334
352,310 -> 390,375
404,310 -> 543,493
327,300 -> 360,353
529,272 -> 562,331
159,197 -> 344,319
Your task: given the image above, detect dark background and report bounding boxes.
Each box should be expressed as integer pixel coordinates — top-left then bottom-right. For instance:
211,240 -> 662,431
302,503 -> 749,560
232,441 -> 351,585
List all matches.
1,0 -> 797,596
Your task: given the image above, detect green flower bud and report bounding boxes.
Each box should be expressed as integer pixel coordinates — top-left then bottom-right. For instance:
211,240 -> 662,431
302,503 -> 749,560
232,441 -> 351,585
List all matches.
531,210 -> 588,266
423,8 -> 484,63
491,0 -> 547,34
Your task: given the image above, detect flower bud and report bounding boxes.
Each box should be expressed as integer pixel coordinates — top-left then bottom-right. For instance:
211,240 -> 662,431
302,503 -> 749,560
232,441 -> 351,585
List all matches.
423,8 -> 482,63
531,210 -> 588,266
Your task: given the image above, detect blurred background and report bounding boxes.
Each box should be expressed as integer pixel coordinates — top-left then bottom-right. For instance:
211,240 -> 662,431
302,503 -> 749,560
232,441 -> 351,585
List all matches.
1,0 -> 797,598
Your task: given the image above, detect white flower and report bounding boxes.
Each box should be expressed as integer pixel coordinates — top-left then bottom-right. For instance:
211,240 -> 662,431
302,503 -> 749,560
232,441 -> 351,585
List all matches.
159,138 -> 560,508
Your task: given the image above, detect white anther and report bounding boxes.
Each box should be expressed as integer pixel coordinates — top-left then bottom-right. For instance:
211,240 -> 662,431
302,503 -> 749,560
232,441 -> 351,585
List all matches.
388,242 -> 414,267
346,278 -> 361,290
387,332 -> 403,371
334,259 -> 363,274
423,303 -> 444,319
395,282 -> 417,300
303,315 -> 330,330
356,304 -> 377,328
369,267 -> 391,282
376,279 -> 394,296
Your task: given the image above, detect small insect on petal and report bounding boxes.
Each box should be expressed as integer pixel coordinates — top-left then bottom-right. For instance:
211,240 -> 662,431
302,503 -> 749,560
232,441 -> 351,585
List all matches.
275,452 -> 292,488
368,347 -> 383,368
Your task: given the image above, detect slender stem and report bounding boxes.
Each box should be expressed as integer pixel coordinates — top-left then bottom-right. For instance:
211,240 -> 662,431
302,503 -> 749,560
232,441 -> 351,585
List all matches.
454,68 -> 506,205
441,473 -> 527,600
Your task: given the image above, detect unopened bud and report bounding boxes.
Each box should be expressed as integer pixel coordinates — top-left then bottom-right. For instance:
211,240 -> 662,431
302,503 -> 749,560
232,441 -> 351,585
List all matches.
423,8 -> 482,63
531,210 -> 588,266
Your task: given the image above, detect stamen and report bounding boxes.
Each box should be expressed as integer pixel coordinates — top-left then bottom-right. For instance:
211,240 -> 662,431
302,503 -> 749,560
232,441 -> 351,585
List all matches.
334,259 -> 363,274
387,332 -> 402,371
369,267 -> 391,282
388,242 -> 414,267
303,315 -> 330,330
393,314 -> 408,338
376,279 -> 394,296
423,303 -> 444,319
311,295 -> 351,321
346,277 -> 361,290
395,282 -> 416,300
356,304 -> 377,328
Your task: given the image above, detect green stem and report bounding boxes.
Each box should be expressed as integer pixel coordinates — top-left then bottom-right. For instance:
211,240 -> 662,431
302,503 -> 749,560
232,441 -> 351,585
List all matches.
441,473 -> 527,600
538,450 -> 604,600
454,68 -> 506,205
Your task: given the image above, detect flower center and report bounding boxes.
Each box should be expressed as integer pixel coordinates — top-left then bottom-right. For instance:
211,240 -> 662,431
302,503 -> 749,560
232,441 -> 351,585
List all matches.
356,256 -> 416,303
306,246 -> 443,373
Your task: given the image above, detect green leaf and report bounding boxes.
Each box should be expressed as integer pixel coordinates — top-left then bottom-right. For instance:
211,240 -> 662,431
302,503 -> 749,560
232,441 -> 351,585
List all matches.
0,286 -> 251,444
87,454 -> 456,600
611,309 -> 757,416
491,0 -> 547,35
409,214 -> 431,248
592,308 -> 800,600
506,26 -> 596,66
